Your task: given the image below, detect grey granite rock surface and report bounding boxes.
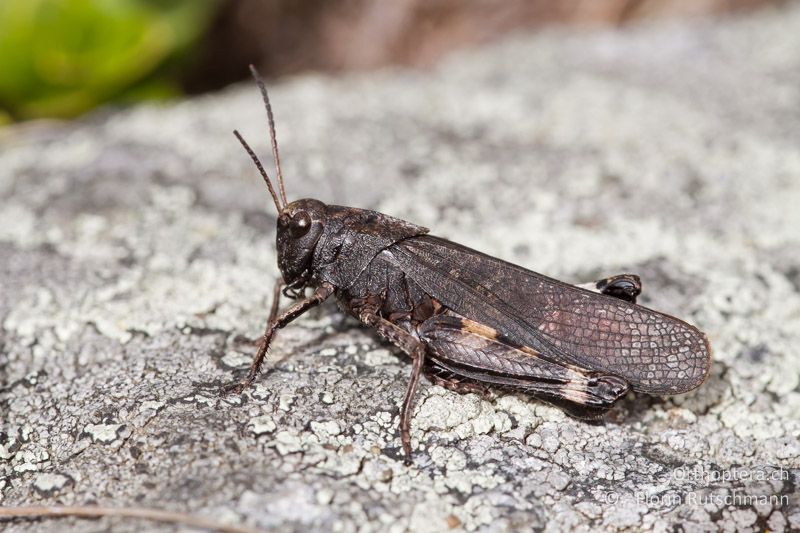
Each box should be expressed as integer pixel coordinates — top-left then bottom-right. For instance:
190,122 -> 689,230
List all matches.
2,5 -> 800,532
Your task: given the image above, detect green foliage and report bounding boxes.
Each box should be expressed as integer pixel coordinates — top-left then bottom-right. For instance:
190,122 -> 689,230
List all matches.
0,0 -> 217,120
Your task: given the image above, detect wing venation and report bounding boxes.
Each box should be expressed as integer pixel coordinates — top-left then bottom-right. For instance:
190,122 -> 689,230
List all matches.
390,235 -> 710,394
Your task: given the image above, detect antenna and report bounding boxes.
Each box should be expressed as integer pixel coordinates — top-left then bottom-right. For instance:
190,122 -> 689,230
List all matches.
233,130 -> 282,214
249,64 -> 287,207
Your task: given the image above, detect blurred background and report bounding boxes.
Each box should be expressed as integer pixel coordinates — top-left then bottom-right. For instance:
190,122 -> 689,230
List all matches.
0,0 -> 785,124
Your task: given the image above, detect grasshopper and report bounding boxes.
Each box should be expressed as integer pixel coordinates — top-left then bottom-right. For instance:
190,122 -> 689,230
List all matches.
225,67 -> 712,463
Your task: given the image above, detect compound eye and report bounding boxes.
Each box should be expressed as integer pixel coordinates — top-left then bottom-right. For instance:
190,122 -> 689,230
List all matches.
290,211 -> 311,238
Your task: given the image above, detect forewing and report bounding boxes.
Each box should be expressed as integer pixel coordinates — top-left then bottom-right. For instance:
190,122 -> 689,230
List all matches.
389,236 -> 711,394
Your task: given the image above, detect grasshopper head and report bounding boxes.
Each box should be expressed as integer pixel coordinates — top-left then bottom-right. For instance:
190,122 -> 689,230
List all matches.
276,198 -> 327,291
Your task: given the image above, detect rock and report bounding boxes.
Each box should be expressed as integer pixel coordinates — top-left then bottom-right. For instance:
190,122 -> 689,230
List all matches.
1,5 -> 799,532
32,473 -> 73,497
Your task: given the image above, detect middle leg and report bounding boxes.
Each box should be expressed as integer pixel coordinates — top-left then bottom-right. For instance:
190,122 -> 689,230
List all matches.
358,307 -> 427,464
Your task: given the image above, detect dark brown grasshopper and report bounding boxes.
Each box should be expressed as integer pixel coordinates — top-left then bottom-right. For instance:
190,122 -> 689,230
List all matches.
225,67 -> 712,463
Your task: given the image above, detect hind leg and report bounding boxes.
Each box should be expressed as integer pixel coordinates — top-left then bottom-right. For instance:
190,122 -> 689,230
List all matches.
418,315 -> 631,419
424,363 -> 492,398
577,274 -> 641,303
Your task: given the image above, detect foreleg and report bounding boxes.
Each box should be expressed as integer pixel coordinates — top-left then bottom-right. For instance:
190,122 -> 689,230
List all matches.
223,282 -> 334,394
